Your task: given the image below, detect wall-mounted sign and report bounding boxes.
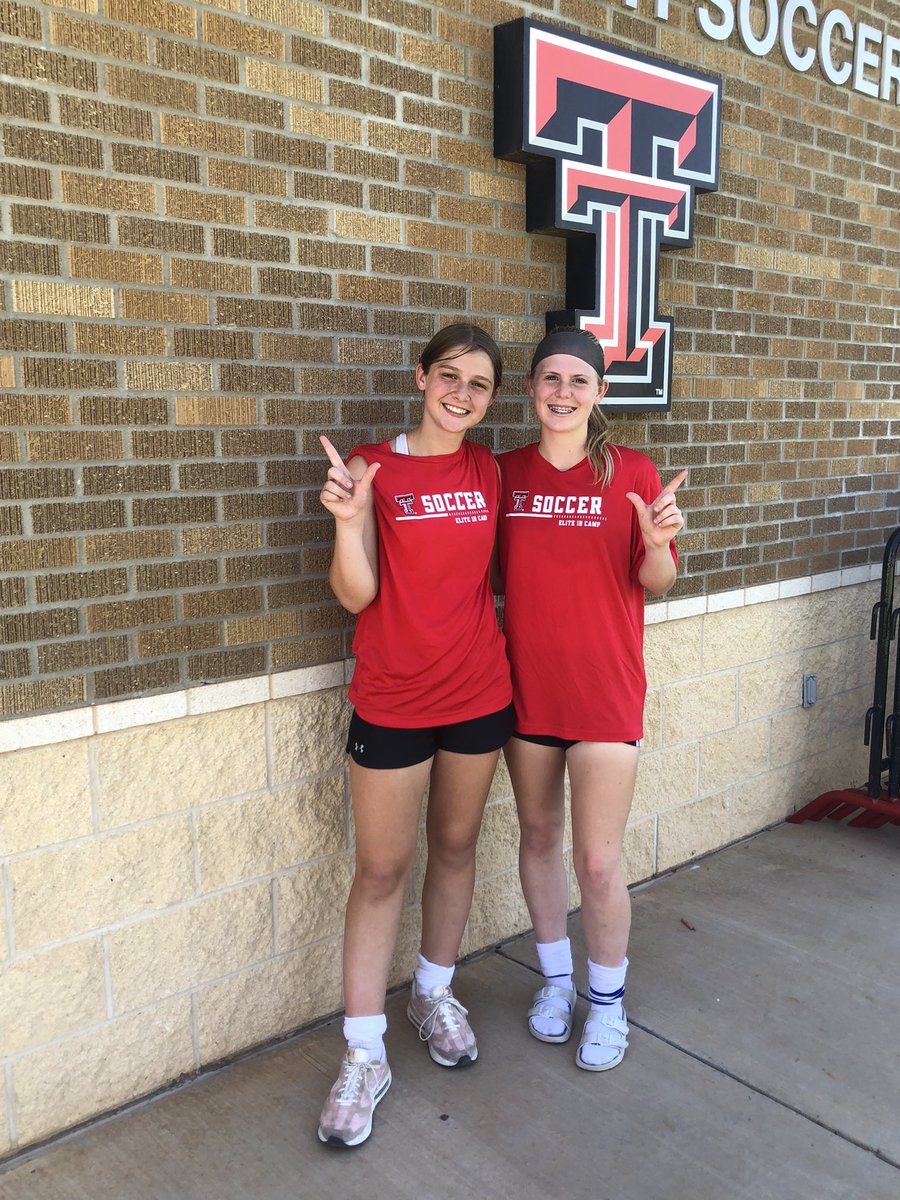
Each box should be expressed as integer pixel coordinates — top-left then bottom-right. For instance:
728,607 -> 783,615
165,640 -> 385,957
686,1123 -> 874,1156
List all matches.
494,19 -> 722,412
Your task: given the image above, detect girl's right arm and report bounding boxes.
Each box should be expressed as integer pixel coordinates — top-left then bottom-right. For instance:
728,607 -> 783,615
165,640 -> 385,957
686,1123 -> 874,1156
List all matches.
319,435 -> 381,614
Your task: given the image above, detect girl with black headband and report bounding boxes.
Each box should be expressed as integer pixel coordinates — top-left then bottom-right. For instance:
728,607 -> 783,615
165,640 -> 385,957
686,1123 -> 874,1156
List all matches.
498,326 -> 684,1071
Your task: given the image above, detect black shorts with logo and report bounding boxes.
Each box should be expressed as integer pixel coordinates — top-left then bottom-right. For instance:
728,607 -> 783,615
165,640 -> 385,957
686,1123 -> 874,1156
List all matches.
347,703 -> 516,770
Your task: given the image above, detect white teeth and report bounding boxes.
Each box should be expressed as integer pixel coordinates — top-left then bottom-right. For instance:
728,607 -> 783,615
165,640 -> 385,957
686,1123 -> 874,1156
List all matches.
548,406 -> 575,414
444,404 -> 468,415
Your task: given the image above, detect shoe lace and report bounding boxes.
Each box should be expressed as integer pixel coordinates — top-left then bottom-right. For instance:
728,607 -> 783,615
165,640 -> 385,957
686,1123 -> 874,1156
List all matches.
416,988 -> 467,1042
335,1058 -> 375,1106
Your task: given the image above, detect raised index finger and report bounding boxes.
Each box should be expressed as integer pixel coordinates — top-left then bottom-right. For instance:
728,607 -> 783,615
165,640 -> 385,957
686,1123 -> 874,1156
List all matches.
320,434 -> 349,473
665,469 -> 687,494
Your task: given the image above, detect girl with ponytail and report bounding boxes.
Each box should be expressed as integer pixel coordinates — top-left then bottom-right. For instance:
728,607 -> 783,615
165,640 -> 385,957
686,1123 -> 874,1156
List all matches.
498,326 -> 684,1072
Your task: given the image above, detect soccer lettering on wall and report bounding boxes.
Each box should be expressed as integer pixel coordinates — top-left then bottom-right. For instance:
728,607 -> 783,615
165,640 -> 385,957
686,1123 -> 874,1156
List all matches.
494,18 -> 722,411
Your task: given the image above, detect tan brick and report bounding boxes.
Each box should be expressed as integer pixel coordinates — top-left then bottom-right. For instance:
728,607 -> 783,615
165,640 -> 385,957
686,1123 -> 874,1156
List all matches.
160,113 -> 245,155
50,13 -> 149,61
109,885 -> 272,1013
196,941 -> 341,1064
631,742 -> 699,822
699,721 -> 771,795
2,939 -> 106,1058
170,259 -> 250,293
106,0 -> 195,37
702,605 -> 775,671
269,689 -> 350,784
84,529 -> 174,563
12,996 -> 194,1147
95,708 -> 267,828
0,40 -> 98,90
125,361 -> 211,391
0,536 -> 77,570
247,0 -> 321,29
401,32 -> 463,72
246,58 -> 321,101
182,524 -> 260,554
465,870 -> 531,953
0,357 -> 14,388
207,158 -> 288,197
739,655 -> 803,722
10,817 -> 194,950
69,246 -> 163,285
224,611 -> 302,644
106,64 -> 197,111
276,855 -> 353,952
111,143 -> 200,183
288,106 -> 361,142
73,323 -> 166,357
58,94 -> 152,140
155,39 -> 239,83
657,764 -> 797,873
120,288 -> 208,324
368,121 -> 431,156
61,172 -> 156,212
0,740 -> 91,855
0,161 -> 52,200
662,672 -> 739,745
203,11 -> 282,57
13,280 -> 113,318
175,396 -> 256,426
254,200 -> 325,234
165,186 -> 247,227
86,594 -> 175,632
198,774 -> 345,892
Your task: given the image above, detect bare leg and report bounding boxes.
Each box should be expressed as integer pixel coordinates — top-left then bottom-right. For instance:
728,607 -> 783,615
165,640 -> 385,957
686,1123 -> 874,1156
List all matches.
419,748 -> 500,966
566,741 -> 639,966
503,737 -> 569,942
342,757 -> 432,1016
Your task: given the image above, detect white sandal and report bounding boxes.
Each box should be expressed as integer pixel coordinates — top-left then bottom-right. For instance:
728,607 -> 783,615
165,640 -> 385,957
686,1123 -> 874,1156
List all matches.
575,1007 -> 629,1071
527,984 -> 577,1044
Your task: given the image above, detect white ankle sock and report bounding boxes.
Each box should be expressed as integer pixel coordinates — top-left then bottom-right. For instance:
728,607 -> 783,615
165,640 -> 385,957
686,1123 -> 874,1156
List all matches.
531,938 -> 574,1038
414,952 -> 454,997
343,1013 -> 387,1062
581,957 -> 628,1067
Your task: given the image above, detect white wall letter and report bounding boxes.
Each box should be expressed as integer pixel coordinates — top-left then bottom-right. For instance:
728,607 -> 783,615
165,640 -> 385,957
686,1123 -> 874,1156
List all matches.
881,34 -> 900,104
819,8 -> 853,87
737,0 -> 779,56
781,0 -> 817,73
696,0 -> 735,41
853,23 -> 882,99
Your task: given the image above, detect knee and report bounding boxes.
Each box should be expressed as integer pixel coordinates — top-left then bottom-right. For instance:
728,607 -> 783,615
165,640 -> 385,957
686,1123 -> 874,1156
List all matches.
519,814 -> 565,859
353,856 -> 411,903
574,853 -> 623,898
427,823 -> 479,869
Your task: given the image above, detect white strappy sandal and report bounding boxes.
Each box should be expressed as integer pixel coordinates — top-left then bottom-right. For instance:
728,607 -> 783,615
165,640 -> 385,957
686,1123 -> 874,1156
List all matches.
527,984 -> 578,1044
575,1006 -> 629,1071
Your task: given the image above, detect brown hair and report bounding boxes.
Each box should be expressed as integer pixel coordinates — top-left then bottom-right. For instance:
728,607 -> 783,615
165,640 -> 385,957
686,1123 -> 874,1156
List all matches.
419,323 -> 503,392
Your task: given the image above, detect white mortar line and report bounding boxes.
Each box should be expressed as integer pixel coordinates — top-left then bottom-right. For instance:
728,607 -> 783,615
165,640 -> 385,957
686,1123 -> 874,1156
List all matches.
0,568 -> 890,758
2,862 -> 14,963
101,933 -> 114,1020
4,1062 -> 16,1148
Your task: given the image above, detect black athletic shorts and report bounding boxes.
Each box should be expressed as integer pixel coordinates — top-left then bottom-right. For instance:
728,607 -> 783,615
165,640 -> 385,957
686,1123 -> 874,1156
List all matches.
347,703 -> 516,770
513,732 -> 639,750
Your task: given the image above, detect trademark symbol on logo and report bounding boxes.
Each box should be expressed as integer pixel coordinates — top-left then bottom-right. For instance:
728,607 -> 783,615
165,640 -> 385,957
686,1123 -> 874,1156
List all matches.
494,19 -> 722,412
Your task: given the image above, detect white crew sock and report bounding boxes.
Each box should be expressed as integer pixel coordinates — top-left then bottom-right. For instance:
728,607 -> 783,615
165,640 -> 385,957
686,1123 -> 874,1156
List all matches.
581,957 -> 628,1067
531,937 -> 574,1038
343,1013 -> 387,1062
414,952 -> 455,997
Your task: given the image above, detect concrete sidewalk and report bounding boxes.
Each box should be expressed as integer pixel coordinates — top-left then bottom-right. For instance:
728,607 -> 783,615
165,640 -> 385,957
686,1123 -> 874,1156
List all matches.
1,820 -> 898,1200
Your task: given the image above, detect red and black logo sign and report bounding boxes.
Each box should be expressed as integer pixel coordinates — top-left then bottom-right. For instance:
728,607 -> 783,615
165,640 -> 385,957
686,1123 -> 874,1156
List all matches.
494,19 -> 722,412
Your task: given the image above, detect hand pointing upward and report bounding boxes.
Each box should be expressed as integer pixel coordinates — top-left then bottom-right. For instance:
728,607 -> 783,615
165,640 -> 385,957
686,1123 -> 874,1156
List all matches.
319,434 -> 381,524
626,469 -> 686,550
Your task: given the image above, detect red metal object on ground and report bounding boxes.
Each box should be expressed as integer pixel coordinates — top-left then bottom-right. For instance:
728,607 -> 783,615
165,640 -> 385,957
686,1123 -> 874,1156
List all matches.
787,787 -> 900,827
789,527 -> 900,827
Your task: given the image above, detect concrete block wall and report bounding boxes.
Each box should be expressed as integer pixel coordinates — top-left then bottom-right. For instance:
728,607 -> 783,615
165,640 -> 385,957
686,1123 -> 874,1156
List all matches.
0,572 -> 876,1156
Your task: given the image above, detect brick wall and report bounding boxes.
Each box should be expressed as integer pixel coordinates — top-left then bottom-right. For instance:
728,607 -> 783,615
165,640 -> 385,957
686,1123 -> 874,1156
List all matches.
1,0 -> 899,719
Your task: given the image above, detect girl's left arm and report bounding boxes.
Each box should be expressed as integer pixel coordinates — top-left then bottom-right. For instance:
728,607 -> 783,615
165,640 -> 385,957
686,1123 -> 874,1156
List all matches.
626,469 -> 686,598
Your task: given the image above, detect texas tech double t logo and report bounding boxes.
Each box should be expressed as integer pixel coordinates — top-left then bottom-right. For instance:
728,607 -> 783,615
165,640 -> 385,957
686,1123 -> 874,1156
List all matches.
494,19 -> 722,411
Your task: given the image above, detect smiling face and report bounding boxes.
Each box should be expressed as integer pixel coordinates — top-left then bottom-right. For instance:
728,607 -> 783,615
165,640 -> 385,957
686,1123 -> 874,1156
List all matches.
416,347 -> 498,435
527,353 -> 607,434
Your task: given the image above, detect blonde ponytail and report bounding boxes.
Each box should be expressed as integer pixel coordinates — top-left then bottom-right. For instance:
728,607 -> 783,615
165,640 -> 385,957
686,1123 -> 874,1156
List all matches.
586,405 -> 617,488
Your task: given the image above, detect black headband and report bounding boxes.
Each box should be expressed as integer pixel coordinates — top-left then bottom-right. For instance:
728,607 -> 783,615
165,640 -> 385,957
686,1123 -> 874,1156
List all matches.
530,330 -> 605,378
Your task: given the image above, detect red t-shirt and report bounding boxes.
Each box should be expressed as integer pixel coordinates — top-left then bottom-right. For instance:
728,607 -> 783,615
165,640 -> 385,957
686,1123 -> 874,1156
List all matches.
498,443 -> 676,742
347,439 -> 511,728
